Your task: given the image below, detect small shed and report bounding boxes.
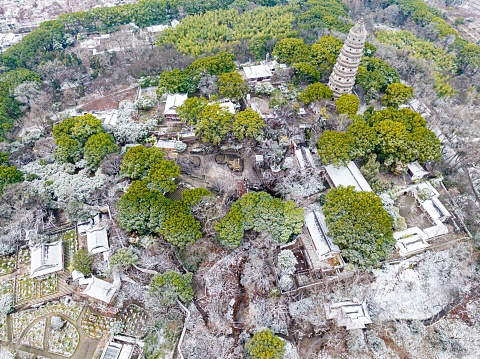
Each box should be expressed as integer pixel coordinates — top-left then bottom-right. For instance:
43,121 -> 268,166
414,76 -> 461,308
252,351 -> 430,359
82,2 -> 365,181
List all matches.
86,226 -> 110,255
155,140 -> 177,152
325,300 -> 372,330
325,161 -> 372,192
164,93 -> 188,119
30,241 -> 64,278
408,161 -> 429,181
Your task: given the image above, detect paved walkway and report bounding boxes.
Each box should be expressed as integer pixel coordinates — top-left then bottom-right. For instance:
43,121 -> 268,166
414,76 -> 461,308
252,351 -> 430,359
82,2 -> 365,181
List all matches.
1,306 -> 101,359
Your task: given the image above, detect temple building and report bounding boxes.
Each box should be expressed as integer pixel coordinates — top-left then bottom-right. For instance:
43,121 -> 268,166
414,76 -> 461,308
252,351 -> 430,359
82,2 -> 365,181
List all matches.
328,19 -> 367,98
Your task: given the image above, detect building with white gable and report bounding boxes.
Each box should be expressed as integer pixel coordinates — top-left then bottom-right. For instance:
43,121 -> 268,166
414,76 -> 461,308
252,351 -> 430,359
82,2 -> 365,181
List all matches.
78,275 -> 121,304
325,161 -> 372,192
164,93 -> 188,119
30,241 -> 64,278
243,64 -> 274,81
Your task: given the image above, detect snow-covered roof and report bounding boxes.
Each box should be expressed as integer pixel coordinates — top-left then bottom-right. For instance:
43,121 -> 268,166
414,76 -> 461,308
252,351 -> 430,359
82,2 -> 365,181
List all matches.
30,241 -> 63,278
72,270 -> 85,281
146,24 -> 169,33
325,300 -> 372,330
395,227 -> 430,257
164,93 -> 188,116
325,161 -> 372,192
423,221 -> 449,239
408,161 -> 429,180
154,140 -> 176,149
421,197 -> 451,222
243,64 -> 274,80
86,226 -> 110,255
218,101 -> 236,115
305,211 -> 341,260
79,276 -> 120,304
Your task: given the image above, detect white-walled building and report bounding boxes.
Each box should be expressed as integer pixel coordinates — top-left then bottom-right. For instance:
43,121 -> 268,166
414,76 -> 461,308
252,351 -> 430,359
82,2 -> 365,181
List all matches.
30,241 -> 63,278
164,93 -> 188,119
325,300 -> 372,330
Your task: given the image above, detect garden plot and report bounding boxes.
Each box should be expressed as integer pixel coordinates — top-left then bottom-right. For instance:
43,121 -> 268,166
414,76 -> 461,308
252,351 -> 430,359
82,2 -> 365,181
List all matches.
17,248 -> 31,265
16,276 -> 36,303
48,321 -> 80,357
38,274 -> 58,297
123,304 -> 148,337
11,299 -> 83,342
0,314 -> 7,341
0,254 -> 16,276
81,308 -> 115,339
0,277 -> 14,295
21,318 -> 46,349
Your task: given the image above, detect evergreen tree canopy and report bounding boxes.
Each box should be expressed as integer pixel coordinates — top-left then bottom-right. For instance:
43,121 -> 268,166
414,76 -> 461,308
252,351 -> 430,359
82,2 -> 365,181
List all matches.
323,186 -> 395,267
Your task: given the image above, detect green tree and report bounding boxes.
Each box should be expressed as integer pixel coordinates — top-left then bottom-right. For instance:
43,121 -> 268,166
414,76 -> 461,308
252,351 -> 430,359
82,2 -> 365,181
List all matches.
0,165 -> 23,194
162,201 -> 202,248
299,82 -> 333,104
187,51 -> 236,75
360,154 -> 380,182
317,131 -> 353,167
232,108 -> 265,141
457,43 -> 480,75
214,207 -> 245,247
363,41 -> 376,57
293,62 -> 320,83
110,247 -> 139,268
149,271 -> 194,306
53,114 -> 103,163
72,249 -> 93,275
346,120 -> 379,158
146,158 -> 180,194
217,72 -> 248,102
245,329 -> 286,359
454,17 -> 465,26
272,38 -> 312,66
117,180 -> 169,234
84,133 -> 118,171
381,83 -> 414,108
177,97 -> 209,126
156,68 -> 200,97
215,192 -> 304,247
0,152 -> 9,165
410,126 -> 441,163
335,94 -> 359,115
323,186 -> 395,267
311,36 -> 343,76
120,146 -> 165,179
195,103 -> 233,145
181,187 -> 212,208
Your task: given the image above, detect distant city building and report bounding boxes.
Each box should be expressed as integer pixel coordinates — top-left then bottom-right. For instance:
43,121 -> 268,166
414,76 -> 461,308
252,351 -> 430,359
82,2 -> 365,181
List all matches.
328,19 -> 367,98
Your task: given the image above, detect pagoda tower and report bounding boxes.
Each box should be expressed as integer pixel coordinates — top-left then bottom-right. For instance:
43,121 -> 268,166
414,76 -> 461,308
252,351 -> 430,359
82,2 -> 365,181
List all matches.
328,19 -> 367,98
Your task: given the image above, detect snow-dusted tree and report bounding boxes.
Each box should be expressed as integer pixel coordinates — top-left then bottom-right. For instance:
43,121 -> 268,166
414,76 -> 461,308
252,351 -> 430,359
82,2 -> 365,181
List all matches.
279,275 -> 293,292
0,347 -> 15,359
109,320 -> 125,335
110,247 -> 139,269
0,293 -> 14,315
255,82 -> 275,96
50,315 -> 66,331
149,271 -> 194,307
136,95 -> 155,111
278,250 -> 297,275
174,141 -> 187,153
14,81 -> 41,106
